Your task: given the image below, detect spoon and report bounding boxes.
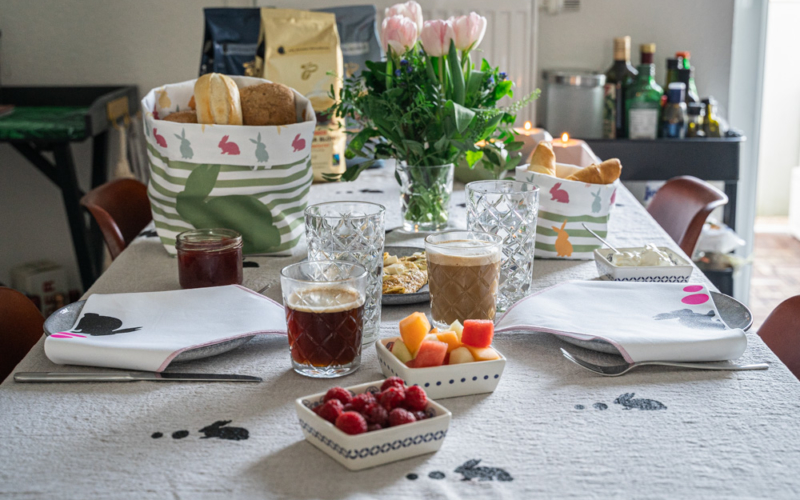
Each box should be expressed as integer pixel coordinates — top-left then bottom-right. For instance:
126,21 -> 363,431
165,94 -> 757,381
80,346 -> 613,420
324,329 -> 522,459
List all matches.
581,223 -> 621,254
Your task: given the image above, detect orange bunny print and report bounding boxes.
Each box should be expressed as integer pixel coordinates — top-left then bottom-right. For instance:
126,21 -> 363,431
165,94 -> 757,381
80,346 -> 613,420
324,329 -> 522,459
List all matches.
552,220 -> 573,257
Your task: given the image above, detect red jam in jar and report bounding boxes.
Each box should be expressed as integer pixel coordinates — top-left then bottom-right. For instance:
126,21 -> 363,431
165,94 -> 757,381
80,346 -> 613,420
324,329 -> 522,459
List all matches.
176,228 -> 243,289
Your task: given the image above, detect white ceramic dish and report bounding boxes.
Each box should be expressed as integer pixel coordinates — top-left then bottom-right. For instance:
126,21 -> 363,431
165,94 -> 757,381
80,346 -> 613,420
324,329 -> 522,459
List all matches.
594,246 -> 693,283
294,381 -> 451,471
376,338 -> 506,400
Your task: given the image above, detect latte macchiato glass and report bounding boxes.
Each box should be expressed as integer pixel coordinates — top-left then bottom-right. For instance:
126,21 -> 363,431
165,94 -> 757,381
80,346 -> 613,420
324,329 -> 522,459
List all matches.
280,261 -> 367,378
424,231 -> 503,329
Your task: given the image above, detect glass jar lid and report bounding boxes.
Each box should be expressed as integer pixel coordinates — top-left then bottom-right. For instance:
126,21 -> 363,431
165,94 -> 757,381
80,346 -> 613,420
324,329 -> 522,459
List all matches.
176,228 -> 243,252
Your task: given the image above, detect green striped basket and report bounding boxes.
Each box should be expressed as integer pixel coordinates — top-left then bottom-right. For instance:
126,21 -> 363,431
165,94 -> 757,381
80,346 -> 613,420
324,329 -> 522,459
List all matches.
141,77 -> 316,256
516,167 -> 619,260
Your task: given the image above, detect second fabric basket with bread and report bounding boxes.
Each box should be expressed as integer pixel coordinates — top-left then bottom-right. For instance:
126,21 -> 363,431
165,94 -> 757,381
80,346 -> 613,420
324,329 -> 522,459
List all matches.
142,75 -> 315,256
516,142 -> 621,260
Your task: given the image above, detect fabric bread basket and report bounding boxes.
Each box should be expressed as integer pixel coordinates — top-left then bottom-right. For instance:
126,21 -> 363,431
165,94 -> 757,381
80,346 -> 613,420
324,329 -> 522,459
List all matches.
141,76 -> 315,256
516,166 -> 619,260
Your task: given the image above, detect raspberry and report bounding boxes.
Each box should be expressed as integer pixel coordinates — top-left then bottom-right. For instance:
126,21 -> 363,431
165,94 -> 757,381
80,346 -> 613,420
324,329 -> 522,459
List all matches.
413,410 -> 428,421
342,403 -> 355,412
350,392 -> 377,413
388,408 -> 417,427
367,423 -> 383,432
404,385 -> 428,411
316,399 -> 344,424
379,387 -> 406,410
323,386 -> 353,405
335,411 -> 368,435
363,402 -> 389,425
381,376 -> 405,392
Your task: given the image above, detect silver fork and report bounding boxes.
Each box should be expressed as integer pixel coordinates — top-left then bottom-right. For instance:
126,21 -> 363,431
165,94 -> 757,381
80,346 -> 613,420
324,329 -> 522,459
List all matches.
560,348 -> 769,376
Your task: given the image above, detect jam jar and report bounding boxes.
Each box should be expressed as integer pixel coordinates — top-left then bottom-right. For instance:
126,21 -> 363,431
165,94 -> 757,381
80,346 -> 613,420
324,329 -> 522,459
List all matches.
176,229 -> 243,289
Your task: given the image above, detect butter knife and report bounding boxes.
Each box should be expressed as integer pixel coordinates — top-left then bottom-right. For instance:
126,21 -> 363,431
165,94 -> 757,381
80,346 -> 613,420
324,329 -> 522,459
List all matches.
13,372 -> 262,383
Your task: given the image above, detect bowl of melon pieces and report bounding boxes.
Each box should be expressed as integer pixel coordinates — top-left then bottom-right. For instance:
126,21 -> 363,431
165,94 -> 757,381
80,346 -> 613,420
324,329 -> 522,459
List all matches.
375,312 -> 505,399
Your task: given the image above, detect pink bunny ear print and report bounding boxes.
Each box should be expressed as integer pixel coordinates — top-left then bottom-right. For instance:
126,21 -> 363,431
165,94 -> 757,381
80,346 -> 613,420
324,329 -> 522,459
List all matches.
682,285 -> 710,304
153,128 -> 167,148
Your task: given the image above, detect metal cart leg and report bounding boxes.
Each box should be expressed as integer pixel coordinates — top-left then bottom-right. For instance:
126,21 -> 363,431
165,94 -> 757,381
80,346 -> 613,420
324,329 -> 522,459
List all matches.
52,144 -> 98,290
723,181 -> 737,231
89,131 -> 109,273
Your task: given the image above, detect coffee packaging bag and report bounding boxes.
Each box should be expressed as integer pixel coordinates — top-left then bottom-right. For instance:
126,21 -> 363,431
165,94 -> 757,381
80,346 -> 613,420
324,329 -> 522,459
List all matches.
258,8 -> 345,181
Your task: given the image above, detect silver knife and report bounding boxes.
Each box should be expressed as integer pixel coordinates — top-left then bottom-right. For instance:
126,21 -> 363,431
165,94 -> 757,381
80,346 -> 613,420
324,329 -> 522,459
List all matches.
13,372 -> 262,383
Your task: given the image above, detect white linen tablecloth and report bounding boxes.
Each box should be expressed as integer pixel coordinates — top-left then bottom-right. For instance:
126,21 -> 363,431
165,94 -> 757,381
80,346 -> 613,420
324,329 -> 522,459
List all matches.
2,168 -> 800,499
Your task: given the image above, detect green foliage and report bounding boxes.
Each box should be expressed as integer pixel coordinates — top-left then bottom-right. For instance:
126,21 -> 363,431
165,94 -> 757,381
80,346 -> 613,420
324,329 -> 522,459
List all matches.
326,42 -> 540,182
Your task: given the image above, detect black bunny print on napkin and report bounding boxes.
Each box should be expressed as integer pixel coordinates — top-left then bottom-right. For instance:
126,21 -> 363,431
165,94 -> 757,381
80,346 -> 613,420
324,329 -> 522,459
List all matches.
72,313 -> 141,336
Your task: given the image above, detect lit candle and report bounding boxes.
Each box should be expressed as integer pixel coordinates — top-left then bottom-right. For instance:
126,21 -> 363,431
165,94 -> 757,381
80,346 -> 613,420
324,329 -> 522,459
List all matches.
552,132 -> 582,148
550,132 -> 598,167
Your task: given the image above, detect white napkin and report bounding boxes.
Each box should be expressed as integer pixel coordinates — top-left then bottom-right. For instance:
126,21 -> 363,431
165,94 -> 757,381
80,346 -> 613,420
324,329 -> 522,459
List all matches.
44,285 -> 287,372
495,281 -> 747,362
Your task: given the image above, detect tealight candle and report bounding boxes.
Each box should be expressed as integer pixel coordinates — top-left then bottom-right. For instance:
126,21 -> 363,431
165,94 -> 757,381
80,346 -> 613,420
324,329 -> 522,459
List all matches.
550,132 -> 599,167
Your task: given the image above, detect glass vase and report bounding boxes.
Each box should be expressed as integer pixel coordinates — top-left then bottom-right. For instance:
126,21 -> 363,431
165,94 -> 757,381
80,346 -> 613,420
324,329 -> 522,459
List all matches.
396,163 -> 454,232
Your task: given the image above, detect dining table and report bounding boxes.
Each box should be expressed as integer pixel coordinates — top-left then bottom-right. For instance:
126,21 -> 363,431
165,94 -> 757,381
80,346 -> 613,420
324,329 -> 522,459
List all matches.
2,167 -> 800,499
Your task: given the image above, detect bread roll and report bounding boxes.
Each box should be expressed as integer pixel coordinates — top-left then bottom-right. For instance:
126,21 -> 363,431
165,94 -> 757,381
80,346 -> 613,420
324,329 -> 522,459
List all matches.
187,96 -> 196,110
194,73 -> 243,125
240,82 -> 296,126
555,163 -> 581,179
527,142 -> 556,176
162,110 -> 197,123
565,158 -> 622,184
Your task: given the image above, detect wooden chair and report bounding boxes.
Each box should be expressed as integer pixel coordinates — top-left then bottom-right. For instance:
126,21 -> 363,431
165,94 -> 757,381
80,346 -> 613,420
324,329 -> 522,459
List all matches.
80,178 -> 152,260
0,287 -> 45,382
646,175 -> 728,256
758,295 -> 800,379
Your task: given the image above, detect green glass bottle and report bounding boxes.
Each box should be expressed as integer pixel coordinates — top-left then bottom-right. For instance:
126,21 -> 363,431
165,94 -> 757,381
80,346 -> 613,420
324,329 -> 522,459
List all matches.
602,36 -> 638,138
625,44 -> 663,139
676,51 -> 700,103
702,97 -> 722,138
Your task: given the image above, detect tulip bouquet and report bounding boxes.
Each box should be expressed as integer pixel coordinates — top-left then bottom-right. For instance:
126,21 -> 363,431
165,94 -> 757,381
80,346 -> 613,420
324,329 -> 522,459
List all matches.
327,1 -> 538,231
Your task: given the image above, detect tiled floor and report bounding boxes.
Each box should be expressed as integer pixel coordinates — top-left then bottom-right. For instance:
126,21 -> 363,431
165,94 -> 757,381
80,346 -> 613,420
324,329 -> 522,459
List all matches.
750,222 -> 800,329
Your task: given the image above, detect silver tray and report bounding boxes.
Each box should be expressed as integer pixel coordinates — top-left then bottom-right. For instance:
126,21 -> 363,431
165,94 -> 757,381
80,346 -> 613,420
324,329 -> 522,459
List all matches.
381,246 -> 430,306
44,300 -> 254,363
558,291 -> 753,355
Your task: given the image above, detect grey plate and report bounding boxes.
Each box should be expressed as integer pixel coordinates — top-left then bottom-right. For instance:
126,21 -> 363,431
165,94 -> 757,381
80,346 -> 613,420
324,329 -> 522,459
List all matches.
43,300 -> 254,363
382,246 -> 430,306
558,291 -> 753,355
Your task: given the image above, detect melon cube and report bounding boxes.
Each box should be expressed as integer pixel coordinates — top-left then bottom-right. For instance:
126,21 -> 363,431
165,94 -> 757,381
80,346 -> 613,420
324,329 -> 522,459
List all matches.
399,312 -> 431,355
465,345 -> 501,362
390,339 -> 413,364
435,331 -> 461,353
461,320 -> 494,348
448,320 -> 464,341
430,327 -> 439,333
425,334 -> 439,341
412,340 -> 448,368
448,346 -> 475,364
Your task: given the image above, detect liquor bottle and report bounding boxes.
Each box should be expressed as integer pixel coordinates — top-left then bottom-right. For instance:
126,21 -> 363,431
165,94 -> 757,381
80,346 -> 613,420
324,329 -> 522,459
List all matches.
602,36 -> 638,138
686,102 -> 705,138
625,44 -> 663,140
702,97 -> 722,138
660,83 -> 687,138
665,57 -> 681,88
675,51 -> 700,103
677,68 -> 700,104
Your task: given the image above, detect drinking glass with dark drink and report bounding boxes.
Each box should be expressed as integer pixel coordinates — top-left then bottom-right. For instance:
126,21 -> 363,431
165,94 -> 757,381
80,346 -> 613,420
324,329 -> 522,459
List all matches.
280,261 -> 367,378
425,231 -> 503,329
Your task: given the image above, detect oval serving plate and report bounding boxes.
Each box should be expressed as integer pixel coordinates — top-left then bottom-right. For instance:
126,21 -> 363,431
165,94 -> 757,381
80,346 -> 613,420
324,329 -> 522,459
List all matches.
557,291 -> 753,355
43,300 -> 254,363
381,245 -> 430,306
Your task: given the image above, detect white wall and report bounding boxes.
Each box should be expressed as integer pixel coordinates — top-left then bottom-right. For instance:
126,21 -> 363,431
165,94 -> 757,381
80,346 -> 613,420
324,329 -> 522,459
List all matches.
0,0 -> 248,289
755,0 -> 800,217
537,0 -> 735,118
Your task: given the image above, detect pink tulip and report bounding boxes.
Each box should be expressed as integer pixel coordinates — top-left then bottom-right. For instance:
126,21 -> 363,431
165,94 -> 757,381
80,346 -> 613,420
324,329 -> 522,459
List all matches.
381,15 -> 418,55
420,19 -> 455,57
385,1 -> 423,33
449,12 -> 487,51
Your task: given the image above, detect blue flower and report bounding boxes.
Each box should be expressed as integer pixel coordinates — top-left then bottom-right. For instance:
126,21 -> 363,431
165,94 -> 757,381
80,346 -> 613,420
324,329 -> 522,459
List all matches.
488,76 -> 495,85
394,69 -> 402,77
400,59 -> 409,66
406,65 -> 412,74
499,72 -> 507,80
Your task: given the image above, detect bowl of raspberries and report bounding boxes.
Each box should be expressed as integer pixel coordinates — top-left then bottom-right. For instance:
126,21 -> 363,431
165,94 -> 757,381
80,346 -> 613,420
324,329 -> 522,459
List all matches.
294,377 -> 451,470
